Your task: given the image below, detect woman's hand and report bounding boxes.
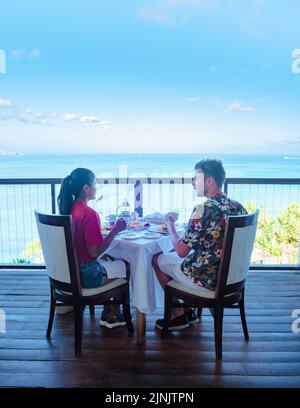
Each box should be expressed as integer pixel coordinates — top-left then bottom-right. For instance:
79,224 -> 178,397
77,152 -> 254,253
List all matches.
89,219 -> 127,259
113,219 -> 127,234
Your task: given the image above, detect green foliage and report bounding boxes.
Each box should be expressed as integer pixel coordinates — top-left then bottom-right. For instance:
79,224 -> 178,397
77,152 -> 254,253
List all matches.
277,204 -> 300,246
18,239 -> 44,264
244,202 -> 300,263
13,257 -> 30,264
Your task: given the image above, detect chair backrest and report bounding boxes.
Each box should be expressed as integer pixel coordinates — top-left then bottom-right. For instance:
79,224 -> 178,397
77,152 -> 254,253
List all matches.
35,211 -> 81,294
216,210 -> 259,298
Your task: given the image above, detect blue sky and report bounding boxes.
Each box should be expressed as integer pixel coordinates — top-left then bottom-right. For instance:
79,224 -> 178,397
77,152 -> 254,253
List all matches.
0,0 -> 300,154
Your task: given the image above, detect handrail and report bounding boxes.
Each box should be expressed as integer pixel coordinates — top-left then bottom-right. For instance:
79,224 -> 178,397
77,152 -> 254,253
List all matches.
0,177 -> 299,270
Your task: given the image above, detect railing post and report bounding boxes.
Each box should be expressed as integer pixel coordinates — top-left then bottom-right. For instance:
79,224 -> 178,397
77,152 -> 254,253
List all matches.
51,183 -> 56,214
134,179 -> 143,217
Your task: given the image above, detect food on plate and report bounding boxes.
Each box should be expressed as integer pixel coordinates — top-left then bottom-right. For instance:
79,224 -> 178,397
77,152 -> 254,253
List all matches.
158,224 -> 168,232
128,223 -> 144,229
127,222 -> 150,229
101,226 -> 113,233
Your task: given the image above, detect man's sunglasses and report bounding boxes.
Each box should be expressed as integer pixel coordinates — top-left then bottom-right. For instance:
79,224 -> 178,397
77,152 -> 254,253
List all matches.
192,174 -> 207,183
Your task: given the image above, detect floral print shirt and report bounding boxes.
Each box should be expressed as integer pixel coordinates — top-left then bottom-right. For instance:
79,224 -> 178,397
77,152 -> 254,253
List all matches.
181,193 -> 247,290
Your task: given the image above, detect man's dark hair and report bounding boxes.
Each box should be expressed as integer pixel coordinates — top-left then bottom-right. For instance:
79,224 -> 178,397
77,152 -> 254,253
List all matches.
194,159 -> 226,188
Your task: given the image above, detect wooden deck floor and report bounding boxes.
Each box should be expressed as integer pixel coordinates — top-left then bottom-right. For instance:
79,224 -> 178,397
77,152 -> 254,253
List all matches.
0,269 -> 300,388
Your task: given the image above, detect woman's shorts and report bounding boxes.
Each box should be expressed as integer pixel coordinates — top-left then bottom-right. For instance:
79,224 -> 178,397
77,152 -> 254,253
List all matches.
80,258 -> 127,289
80,260 -> 107,289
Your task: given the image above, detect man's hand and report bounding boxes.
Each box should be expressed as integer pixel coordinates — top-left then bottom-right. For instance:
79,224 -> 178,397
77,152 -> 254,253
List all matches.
164,213 -> 176,231
165,213 -> 190,258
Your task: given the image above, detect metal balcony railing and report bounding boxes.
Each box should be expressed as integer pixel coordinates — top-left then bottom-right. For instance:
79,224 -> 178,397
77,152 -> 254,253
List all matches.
0,177 -> 299,270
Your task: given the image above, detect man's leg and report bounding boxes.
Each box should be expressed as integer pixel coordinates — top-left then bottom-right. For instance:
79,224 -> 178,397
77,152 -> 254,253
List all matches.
152,253 -> 185,319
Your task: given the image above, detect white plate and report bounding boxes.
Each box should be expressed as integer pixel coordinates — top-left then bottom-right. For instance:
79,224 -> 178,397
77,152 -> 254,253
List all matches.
148,225 -> 184,234
120,233 -> 140,240
141,232 -> 162,239
148,225 -> 168,234
127,224 -> 148,231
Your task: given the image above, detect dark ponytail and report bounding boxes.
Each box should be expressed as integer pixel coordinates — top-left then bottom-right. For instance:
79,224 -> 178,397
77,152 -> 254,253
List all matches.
57,168 -> 95,214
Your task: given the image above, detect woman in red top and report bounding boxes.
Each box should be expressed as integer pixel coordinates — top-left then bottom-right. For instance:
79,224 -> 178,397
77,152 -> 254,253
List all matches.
57,168 -> 128,328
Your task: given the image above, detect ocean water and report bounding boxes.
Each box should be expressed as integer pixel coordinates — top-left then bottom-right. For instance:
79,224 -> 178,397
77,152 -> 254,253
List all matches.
0,153 -> 300,178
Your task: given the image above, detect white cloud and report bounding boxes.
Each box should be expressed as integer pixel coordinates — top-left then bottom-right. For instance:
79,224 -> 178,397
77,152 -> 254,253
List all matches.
63,113 -> 113,129
0,98 -> 13,107
17,109 -> 49,125
63,113 -> 100,123
226,99 -> 254,113
0,105 -> 49,125
79,115 -> 102,124
1,99 -> 113,129
63,113 -> 78,121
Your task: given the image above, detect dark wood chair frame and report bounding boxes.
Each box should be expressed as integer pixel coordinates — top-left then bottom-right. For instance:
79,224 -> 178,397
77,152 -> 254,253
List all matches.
35,211 -> 134,356
153,211 -> 258,360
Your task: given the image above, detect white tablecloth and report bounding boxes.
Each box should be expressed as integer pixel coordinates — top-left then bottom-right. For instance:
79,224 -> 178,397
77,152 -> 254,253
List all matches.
103,233 -> 176,314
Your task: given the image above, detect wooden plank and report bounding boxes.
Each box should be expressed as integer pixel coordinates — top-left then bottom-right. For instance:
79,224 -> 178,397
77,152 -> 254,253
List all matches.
0,372 -> 300,388
0,269 -> 300,388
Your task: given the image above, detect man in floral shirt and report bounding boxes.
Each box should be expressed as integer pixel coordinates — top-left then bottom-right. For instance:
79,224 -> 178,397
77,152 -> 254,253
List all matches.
152,159 -> 247,331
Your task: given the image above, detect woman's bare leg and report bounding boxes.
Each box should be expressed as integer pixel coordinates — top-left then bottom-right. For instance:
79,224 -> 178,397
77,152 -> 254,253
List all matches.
102,276 -> 121,315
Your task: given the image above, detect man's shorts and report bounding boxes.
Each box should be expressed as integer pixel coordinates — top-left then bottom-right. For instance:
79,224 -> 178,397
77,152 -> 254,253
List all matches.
157,252 -> 205,292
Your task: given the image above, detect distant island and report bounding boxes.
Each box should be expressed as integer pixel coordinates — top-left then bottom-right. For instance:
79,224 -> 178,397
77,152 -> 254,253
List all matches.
0,149 -> 21,157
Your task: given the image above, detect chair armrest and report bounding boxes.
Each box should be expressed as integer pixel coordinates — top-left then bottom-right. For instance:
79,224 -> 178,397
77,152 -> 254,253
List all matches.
100,254 -> 115,261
